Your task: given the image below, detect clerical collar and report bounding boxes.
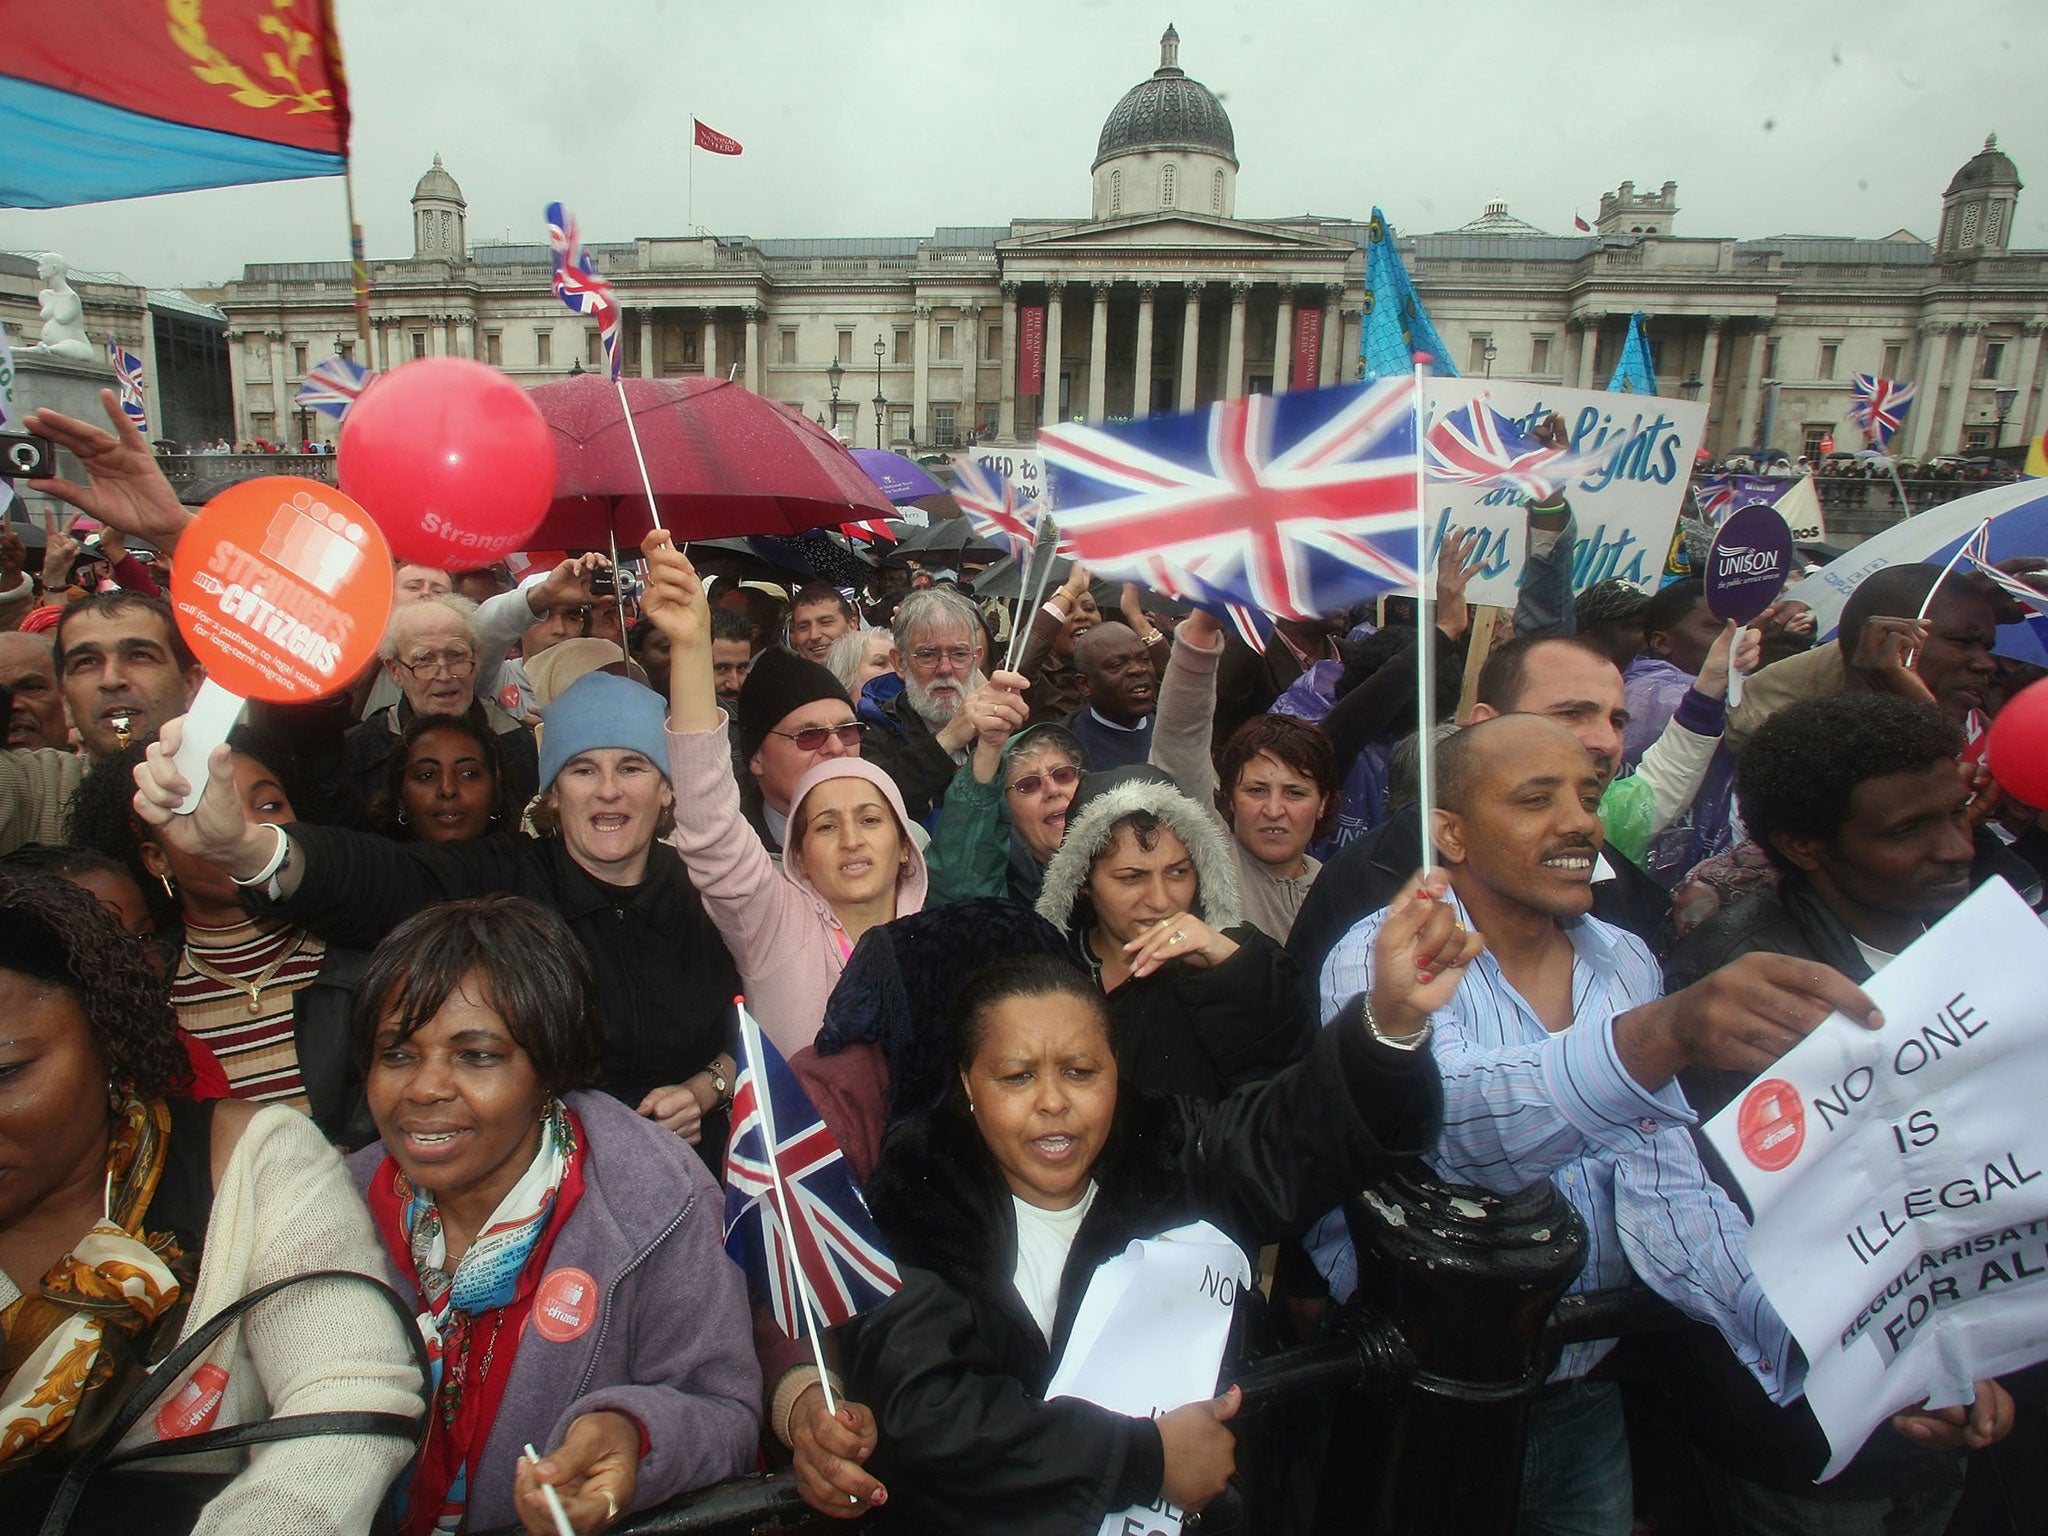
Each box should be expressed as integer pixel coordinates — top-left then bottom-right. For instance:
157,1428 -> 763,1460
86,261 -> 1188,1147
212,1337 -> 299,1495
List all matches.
1088,708 -> 1151,734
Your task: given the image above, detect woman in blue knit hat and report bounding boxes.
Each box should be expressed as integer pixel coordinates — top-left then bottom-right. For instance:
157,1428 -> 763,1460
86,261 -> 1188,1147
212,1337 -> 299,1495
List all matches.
132,674 -> 746,1165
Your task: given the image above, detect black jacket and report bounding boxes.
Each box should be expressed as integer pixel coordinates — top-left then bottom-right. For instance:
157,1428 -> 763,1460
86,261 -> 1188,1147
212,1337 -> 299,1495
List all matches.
248,826 -> 740,1120
860,689 -> 960,826
291,941 -> 377,1149
848,1010 -> 1441,1535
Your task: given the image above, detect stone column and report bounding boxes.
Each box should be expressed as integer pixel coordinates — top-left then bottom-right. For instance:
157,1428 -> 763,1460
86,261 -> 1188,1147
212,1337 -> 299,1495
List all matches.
2013,318 -> 2048,450
745,306 -> 766,392
1042,284 -> 1064,424
909,303 -> 931,442
1086,282 -> 1111,422
1695,317 -> 1724,440
428,319 -> 447,358
1132,283 -> 1157,419
1178,283 -> 1203,411
1320,286 -> 1342,386
1573,315 -> 1602,390
1272,283 -> 1295,395
640,309 -> 656,378
702,308 -> 719,378
226,329 -> 249,440
998,283 -> 1019,441
456,317 -> 475,360
959,303 -> 982,442
1224,281 -> 1250,399
265,331 -> 287,432
1930,322 -> 1980,455
1911,322 -> 1956,458
1733,323 -> 1769,448
1339,306 -> 1364,385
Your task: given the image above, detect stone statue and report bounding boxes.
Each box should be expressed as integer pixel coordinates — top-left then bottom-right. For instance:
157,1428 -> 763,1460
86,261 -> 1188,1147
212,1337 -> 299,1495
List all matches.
22,254 -> 95,362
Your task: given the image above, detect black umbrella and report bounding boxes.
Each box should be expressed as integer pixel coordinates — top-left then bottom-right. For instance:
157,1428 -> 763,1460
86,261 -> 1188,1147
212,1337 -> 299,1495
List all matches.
890,518 -> 1004,558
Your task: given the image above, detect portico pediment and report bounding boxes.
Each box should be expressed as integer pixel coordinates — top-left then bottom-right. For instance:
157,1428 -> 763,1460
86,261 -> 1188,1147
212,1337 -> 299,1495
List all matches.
1001,212 -> 1351,260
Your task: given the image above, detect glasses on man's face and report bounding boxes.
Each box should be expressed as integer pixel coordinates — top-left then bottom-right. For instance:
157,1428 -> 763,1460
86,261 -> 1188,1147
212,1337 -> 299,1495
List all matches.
909,643 -> 977,670
397,650 -> 477,680
1007,764 -> 1080,798
771,720 -> 864,753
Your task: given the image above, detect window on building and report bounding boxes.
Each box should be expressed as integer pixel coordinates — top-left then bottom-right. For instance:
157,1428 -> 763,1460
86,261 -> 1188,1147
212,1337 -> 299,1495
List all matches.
1817,339 -> 1841,379
292,342 -> 307,376
1110,170 -> 1122,215
1985,202 -> 2005,245
485,332 -> 502,366
937,324 -> 955,361
1162,163 -> 1177,208
338,341 -> 353,362
1981,340 -> 2006,380
411,332 -> 427,360
934,405 -> 956,446
837,330 -> 853,366
1467,334 -> 1493,373
1802,423 -> 1832,460
1965,427 -> 1994,449
1960,203 -> 1980,247
1761,337 -> 1778,378
536,330 -> 552,367
988,324 -> 1002,360
894,328 -> 911,365
1881,342 -> 1905,377
977,403 -> 999,440
779,328 -> 797,366
586,331 -> 602,367
1211,169 -> 1224,213
1530,335 -> 1553,374
890,406 -> 912,443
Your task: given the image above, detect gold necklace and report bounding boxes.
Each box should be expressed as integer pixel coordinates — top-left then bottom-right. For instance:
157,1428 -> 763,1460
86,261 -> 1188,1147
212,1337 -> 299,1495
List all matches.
183,930 -> 307,1014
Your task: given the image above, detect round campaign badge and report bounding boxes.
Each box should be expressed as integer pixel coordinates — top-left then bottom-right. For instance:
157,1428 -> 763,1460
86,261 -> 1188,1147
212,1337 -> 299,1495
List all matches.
531,1267 -> 599,1343
1735,1077 -> 1806,1172
154,1363 -> 229,1440
167,477 -> 394,702
1704,502 -> 1795,625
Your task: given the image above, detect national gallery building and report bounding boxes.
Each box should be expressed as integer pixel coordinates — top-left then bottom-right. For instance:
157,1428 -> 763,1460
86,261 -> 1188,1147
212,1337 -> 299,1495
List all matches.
216,27 -> 2046,465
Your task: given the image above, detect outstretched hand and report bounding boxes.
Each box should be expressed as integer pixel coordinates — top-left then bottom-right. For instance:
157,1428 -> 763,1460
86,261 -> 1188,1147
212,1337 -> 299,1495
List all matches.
133,718 -> 270,879
23,390 -> 194,555
640,530 -> 710,651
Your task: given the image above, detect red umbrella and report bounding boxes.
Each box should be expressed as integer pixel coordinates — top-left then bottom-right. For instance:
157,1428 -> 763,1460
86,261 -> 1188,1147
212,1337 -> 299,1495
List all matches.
525,374 -> 895,548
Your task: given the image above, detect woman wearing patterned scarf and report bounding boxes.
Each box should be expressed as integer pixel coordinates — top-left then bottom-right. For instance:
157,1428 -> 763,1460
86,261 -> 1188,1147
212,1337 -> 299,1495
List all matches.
349,895 -> 760,1536
0,873 -> 422,1530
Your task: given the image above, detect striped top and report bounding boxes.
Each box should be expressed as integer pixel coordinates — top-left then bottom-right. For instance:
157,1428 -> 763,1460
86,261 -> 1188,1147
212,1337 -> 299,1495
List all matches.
172,918 -> 327,1112
1315,895 -> 1796,1400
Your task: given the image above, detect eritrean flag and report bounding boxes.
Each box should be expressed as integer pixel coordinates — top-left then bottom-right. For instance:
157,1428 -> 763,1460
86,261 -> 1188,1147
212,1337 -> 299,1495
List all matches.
1,0 -> 350,208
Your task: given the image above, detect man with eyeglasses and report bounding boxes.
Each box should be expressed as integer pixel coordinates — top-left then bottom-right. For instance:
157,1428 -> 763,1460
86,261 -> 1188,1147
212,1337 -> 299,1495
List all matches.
342,595 -> 539,818
731,647 -> 866,858
863,587 -> 1030,825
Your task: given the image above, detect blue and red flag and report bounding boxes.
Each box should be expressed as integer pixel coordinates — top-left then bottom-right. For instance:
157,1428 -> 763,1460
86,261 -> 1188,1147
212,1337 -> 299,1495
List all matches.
1426,400 -> 1625,502
1040,379 -> 1421,625
546,202 -> 622,382
1848,373 -> 1916,450
951,456 -> 1041,560
105,338 -> 147,434
2,0 -> 350,208
724,1003 -> 899,1338
294,354 -> 373,420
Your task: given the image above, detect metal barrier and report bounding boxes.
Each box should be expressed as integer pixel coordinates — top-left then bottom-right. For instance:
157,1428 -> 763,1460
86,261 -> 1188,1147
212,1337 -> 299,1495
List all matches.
611,1169 -> 1694,1536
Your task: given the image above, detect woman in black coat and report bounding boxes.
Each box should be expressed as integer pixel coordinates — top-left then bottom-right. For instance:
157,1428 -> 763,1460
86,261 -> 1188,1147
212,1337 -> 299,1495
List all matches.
830,912 -> 1470,1535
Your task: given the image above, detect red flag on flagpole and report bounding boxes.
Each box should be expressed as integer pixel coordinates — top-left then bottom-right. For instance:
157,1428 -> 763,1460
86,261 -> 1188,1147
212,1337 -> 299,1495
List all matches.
1573,212 -> 1592,232
694,119 -> 743,155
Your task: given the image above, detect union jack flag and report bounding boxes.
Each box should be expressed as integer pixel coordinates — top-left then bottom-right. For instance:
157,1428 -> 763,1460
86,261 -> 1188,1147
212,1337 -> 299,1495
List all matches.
724,1001 -> 899,1337
294,355 -> 375,420
546,201 -> 622,382
1849,374 -> 1916,449
105,338 -> 147,433
951,456 -> 1041,559
838,518 -> 898,544
1957,518 -> 2048,617
1040,379 -> 1421,625
1425,399 -> 1625,501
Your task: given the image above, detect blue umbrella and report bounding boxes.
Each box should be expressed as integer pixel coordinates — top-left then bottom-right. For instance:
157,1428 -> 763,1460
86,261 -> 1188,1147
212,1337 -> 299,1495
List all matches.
850,448 -> 946,504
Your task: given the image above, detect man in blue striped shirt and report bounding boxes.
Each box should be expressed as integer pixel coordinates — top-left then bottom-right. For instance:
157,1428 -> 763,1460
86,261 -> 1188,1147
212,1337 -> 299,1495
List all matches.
1316,713 -> 1885,1536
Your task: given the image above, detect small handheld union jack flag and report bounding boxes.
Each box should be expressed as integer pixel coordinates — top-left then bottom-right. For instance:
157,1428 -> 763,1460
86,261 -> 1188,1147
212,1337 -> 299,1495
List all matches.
105,338 -> 147,434
1425,398 -> 1625,502
1040,379 -> 1422,625
951,456 -> 1041,560
724,1000 -> 899,1338
1848,374 -> 1916,450
294,355 -> 375,420
546,201 -> 622,382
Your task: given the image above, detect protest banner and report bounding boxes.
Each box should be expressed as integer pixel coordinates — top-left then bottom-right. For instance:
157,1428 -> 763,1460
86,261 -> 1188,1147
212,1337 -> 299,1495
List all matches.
962,445 -> 1048,512
1693,473 -> 1827,541
1046,1221 -> 1250,1536
1703,877 -> 2048,1477
167,477 -> 394,808
1420,380 -> 1707,608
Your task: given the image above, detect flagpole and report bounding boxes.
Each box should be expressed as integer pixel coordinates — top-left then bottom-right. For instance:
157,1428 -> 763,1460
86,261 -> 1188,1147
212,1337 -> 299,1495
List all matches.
736,998 -> 839,1415
1004,519 -> 1062,676
343,164 -> 372,354
1411,356 -> 1437,880
614,376 -> 666,532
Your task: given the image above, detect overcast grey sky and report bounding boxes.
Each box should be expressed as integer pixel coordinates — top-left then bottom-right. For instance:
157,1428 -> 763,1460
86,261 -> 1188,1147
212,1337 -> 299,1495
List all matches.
2,0 -> 2041,288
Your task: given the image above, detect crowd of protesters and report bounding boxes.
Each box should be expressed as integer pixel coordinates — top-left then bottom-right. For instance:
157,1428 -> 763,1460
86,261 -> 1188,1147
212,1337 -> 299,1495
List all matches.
0,389 -> 2041,1536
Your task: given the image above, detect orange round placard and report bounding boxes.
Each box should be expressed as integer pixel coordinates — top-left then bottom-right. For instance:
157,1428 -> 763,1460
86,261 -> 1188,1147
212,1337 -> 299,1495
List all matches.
168,478 -> 394,702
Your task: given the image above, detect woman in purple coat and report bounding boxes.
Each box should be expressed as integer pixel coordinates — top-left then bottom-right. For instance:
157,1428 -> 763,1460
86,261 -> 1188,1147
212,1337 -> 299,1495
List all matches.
348,896 -> 761,1535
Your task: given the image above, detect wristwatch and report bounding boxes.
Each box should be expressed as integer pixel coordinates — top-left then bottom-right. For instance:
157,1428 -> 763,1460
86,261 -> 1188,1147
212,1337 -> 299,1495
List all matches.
709,1066 -> 731,1106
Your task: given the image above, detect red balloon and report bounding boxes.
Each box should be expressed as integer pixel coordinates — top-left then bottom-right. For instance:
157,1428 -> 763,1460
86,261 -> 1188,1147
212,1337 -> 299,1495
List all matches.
338,358 -> 555,569
1986,676 -> 2048,811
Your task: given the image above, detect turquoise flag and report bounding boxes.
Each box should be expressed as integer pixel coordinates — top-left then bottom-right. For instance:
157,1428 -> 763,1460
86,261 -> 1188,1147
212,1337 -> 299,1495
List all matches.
1606,312 -> 1657,394
1360,208 -> 1457,382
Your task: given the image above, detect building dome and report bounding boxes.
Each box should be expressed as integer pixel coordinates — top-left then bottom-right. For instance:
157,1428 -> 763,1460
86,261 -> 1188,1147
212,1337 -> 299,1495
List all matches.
1945,134 -> 2021,197
412,153 -> 466,207
1093,25 -> 1237,171
1455,197 -> 1547,237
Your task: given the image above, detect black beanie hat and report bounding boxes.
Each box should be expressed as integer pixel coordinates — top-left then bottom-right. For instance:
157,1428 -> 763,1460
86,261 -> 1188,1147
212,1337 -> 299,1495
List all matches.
737,647 -> 854,761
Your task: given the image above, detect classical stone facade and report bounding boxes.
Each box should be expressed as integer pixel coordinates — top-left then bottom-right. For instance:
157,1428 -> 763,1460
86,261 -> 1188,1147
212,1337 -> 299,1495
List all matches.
219,34 -> 2047,465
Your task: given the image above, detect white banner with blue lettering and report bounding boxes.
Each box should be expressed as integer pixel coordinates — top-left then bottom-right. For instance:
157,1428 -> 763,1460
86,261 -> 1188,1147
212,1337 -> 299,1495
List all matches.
1046,1220 -> 1250,1536
1424,380 -> 1708,608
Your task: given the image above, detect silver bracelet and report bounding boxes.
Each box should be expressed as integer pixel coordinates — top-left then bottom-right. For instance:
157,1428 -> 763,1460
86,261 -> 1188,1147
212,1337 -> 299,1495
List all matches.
1361,991 -> 1433,1052
229,824 -> 290,899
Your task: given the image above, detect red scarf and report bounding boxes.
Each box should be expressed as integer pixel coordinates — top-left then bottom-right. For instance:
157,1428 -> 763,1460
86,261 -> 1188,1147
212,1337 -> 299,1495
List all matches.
367,1114 -> 588,1536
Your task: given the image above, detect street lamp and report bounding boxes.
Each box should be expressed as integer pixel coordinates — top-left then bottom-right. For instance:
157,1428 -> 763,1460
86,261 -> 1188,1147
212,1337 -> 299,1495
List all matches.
1993,385 -> 2019,458
1678,372 -> 1704,401
826,357 -> 844,438
1482,339 -> 1498,377
873,335 -> 887,450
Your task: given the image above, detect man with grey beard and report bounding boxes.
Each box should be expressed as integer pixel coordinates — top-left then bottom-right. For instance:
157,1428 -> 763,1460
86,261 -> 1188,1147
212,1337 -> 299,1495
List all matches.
860,587 -> 1027,824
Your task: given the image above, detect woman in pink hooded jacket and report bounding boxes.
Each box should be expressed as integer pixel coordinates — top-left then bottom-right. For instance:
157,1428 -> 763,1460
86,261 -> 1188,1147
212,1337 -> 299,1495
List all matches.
646,532 -> 929,1060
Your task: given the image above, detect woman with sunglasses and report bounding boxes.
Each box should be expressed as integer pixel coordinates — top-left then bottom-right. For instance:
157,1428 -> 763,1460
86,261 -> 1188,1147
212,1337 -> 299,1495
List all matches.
927,722 -> 1088,907
644,532 -> 933,1060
